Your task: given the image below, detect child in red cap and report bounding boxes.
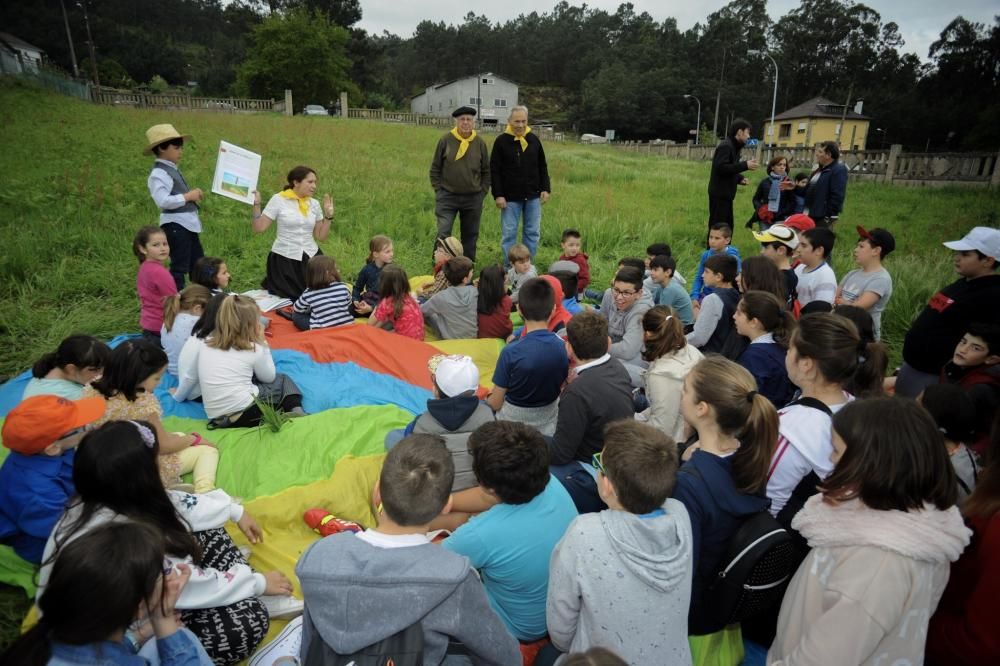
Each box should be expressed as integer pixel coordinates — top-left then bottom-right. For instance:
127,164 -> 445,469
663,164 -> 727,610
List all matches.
0,395 -> 106,563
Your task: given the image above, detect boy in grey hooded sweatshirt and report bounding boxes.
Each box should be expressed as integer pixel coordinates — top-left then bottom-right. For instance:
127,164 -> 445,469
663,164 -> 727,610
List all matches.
545,421 -> 693,665
296,434 -> 520,665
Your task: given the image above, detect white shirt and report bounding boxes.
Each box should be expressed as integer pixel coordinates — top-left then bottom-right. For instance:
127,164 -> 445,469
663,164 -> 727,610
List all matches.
794,262 -> 838,306
197,342 -> 276,418
357,529 -> 431,549
173,336 -> 205,402
147,159 -> 202,233
161,312 -> 200,376
262,193 -> 323,261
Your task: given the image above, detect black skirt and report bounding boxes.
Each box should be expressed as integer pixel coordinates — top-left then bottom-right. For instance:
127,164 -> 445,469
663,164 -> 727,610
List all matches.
261,249 -> 322,301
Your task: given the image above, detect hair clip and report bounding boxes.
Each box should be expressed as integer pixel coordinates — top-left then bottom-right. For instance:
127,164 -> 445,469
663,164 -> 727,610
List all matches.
746,390 -> 758,403
128,421 -> 155,448
858,354 -> 867,364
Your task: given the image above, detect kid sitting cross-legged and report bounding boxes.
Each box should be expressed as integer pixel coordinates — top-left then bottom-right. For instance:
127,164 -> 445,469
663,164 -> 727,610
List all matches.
351,234 -> 393,316
506,242 -> 537,304
835,225 -> 895,340
648,254 -> 694,328
292,255 -> 353,331
686,254 -> 740,355
296,433 -> 521,664
370,264 -> 425,340
691,223 -> 741,302
421,256 -> 478,339
477,264 -> 514,339
161,284 -> 212,376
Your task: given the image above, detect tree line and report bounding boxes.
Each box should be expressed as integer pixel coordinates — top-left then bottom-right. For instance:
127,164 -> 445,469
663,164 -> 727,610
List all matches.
3,0 -> 998,150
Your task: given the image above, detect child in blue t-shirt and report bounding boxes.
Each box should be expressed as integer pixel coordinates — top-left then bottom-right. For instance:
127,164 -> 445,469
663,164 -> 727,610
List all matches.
691,223 -> 742,302
443,421 -> 578,642
486,278 -> 569,436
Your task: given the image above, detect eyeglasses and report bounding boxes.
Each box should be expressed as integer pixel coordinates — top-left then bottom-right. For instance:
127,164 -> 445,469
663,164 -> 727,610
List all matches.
592,451 -> 607,476
612,288 -> 637,298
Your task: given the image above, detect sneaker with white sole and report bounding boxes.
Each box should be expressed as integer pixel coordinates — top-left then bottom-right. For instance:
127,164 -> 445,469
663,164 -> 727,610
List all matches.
260,595 -> 304,620
238,546 -> 252,561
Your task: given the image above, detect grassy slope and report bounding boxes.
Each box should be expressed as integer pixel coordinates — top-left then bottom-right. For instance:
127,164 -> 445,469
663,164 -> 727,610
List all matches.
1,75 -> 999,378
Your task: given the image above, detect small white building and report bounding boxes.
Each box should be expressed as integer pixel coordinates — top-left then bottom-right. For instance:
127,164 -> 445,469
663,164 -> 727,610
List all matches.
411,74 -> 518,126
0,32 -> 45,73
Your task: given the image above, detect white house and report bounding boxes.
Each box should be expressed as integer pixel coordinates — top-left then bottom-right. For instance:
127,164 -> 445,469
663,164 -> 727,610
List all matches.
0,32 -> 45,73
411,74 -> 518,126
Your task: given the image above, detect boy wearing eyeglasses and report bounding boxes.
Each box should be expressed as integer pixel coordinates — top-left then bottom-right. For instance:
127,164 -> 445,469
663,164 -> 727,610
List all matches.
145,123 -> 205,289
598,266 -> 655,387
0,395 -> 106,564
545,420 -> 693,664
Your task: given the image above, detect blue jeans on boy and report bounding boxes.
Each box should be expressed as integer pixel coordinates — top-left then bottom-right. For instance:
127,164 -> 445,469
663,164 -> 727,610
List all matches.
162,222 -> 204,290
500,198 -> 542,264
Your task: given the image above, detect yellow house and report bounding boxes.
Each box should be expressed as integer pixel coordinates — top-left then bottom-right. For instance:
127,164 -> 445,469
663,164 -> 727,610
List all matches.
762,96 -> 871,150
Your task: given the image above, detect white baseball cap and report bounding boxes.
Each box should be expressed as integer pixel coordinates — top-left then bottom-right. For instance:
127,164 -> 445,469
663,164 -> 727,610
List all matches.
943,226 -> 1000,259
752,224 -> 799,250
428,354 -> 479,397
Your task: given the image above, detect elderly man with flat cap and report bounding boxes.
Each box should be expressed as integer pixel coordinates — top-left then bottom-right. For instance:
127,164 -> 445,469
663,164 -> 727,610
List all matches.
429,106 -> 491,262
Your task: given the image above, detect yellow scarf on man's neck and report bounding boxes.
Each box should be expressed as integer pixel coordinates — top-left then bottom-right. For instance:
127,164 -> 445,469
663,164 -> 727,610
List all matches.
504,125 -> 532,151
279,188 -> 311,217
450,127 -> 477,160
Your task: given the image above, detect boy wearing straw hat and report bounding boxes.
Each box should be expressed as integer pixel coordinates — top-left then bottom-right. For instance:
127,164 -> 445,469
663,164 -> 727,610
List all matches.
145,123 -> 204,289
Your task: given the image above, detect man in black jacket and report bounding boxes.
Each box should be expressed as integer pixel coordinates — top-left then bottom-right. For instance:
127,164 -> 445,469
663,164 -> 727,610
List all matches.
804,140 -> 849,227
491,106 -> 551,267
707,119 -> 759,240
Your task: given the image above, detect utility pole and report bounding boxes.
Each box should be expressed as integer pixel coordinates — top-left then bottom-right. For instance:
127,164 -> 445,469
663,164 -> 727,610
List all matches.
836,83 -> 853,145
684,94 -> 702,145
713,48 -> 726,139
748,50 -> 777,147
79,0 -> 100,88
60,0 -> 79,78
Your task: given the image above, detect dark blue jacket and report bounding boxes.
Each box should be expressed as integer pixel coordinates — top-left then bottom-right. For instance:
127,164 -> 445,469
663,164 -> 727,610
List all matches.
672,450 -> 770,635
353,262 -> 383,301
738,342 -> 796,408
804,160 -> 848,219
0,449 -> 76,564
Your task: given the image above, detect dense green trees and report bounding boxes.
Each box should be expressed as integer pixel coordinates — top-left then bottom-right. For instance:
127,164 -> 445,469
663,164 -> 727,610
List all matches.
2,0 -> 997,148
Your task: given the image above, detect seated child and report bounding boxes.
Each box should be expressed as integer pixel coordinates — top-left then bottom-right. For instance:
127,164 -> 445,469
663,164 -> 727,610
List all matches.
686,254 -> 740,355
171,293 -> 225,403
0,395 -> 106,564
646,242 -> 686,288
752,223 -> 800,307
734,291 -> 797,408
133,225 -> 178,346
352,234 -> 393,316
190,256 -> 231,294
161,284 -> 212,375
421,256 -> 478,339
649,255 -> 694,328
370,264 -> 425,340
559,229 -> 590,295
477,264 -> 514,339
599,267 -> 655,386
548,260 -> 585,315
546,420 -> 693,665
835,225 -> 895,340
23,335 -> 110,400
198,295 -> 304,428
487,278 -> 569,436
940,322 -> 1000,455
506,242 -> 537,304
421,235 -> 464,299
919,384 -> 980,506
443,421 -> 578,642
292,255 -> 353,330
691,223 -> 741,302
794,227 -> 838,307
385,354 -> 494,492
84,339 -> 219,492
297,434 -> 521,664
550,312 -> 634,513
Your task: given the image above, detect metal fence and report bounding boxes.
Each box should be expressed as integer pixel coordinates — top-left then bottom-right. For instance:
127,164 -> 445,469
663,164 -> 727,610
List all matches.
344,107 -> 565,140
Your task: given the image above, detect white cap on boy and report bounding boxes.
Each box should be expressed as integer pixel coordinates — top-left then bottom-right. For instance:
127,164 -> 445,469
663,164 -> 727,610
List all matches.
428,354 -> 480,398
943,226 -> 1000,260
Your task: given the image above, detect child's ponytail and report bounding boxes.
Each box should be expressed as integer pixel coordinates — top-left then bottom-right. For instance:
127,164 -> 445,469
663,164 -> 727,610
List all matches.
851,339 -> 889,398
31,335 -> 111,379
162,284 -> 212,333
162,293 -> 181,332
367,235 -> 392,264
740,290 -> 797,349
794,313 -> 887,398
735,391 -> 780,492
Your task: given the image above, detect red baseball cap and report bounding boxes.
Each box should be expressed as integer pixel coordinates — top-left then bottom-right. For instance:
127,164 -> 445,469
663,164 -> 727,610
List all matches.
783,214 -> 816,232
2,395 -> 106,455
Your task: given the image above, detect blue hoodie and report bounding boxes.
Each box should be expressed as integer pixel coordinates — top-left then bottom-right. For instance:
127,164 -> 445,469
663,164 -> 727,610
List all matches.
672,449 -> 770,635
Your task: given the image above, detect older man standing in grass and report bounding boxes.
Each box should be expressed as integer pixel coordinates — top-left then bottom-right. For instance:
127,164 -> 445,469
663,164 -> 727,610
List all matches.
492,105 -> 551,268
429,106 -> 491,262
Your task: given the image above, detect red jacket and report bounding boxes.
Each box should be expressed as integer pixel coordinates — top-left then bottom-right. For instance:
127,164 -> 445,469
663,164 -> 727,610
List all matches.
927,512 -> 1000,665
558,253 -> 590,293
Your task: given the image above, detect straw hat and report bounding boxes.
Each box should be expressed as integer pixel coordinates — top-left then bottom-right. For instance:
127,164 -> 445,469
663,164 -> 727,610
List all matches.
144,124 -> 192,155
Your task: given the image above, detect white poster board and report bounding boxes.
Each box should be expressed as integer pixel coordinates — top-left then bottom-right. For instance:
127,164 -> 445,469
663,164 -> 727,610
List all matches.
212,141 -> 261,205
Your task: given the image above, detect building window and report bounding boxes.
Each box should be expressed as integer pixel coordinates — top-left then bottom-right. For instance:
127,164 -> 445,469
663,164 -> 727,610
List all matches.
797,122 -> 806,134
494,98 -> 507,107
481,77 -> 494,85
469,97 -> 482,105
779,123 -> 792,139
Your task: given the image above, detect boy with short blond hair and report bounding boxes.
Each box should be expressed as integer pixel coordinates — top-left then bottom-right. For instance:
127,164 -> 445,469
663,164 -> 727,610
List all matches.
506,243 -> 537,304
558,229 -> 590,294
421,256 -> 478,339
547,420 -> 693,664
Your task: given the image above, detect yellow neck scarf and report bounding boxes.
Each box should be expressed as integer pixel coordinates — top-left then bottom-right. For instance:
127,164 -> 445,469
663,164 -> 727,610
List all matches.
279,189 -> 311,217
450,127 -> 477,160
504,125 -> 532,151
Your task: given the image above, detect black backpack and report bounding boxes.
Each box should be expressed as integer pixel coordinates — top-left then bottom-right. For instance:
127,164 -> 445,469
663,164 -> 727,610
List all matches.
303,622 -> 423,666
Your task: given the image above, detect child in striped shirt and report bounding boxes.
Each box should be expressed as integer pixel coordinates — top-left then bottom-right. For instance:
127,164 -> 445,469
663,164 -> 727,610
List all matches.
292,255 -> 354,330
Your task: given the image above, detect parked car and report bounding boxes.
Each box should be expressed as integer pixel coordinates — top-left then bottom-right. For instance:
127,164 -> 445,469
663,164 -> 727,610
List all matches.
302,104 -> 328,116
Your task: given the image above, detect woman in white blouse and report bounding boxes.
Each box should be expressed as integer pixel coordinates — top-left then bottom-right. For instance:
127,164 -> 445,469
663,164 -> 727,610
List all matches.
252,165 -> 335,300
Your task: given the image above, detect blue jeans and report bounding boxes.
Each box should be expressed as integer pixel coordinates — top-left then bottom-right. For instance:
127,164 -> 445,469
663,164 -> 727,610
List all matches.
500,197 -> 542,264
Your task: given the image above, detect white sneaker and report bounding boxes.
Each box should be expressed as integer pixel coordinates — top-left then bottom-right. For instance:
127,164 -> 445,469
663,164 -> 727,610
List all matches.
238,546 -> 252,560
261,595 -> 304,620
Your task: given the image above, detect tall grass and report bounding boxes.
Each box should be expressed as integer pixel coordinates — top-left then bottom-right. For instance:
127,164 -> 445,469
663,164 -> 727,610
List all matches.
1,76 -> 998,374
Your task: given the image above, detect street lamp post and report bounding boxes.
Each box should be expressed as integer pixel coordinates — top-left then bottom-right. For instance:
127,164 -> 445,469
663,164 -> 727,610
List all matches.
875,127 -> 887,149
684,94 -> 702,145
749,49 -> 778,147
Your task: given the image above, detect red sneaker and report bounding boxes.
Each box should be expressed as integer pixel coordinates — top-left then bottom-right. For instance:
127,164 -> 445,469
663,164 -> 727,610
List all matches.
303,508 -> 362,537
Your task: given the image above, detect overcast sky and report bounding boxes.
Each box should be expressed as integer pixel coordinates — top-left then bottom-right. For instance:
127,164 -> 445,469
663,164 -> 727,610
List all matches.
357,0 -> 998,61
